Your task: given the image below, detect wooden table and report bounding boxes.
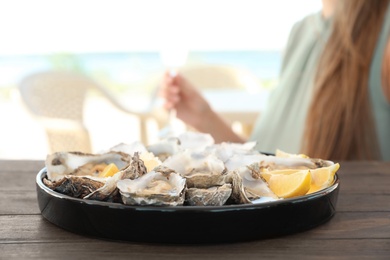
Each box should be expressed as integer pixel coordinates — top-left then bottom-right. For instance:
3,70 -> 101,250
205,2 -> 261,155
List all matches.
1,160 -> 389,259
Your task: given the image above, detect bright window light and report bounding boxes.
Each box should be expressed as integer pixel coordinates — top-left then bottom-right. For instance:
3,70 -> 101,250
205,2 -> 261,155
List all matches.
0,0 -> 322,55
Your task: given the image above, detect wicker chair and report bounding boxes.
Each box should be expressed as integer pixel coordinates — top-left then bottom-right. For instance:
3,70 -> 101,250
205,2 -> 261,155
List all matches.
18,71 -> 159,153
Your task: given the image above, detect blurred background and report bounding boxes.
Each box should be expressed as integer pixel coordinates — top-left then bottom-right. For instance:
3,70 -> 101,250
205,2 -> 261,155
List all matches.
0,0 -> 321,159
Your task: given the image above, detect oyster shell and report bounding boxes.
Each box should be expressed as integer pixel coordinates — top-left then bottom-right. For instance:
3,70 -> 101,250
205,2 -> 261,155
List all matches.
83,171 -> 123,202
147,137 -> 181,162
162,148 -> 238,206
108,141 -> 148,155
163,150 -> 227,188
205,141 -> 259,163
43,176 -> 104,199
225,171 -> 251,204
84,152 -> 148,202
235,162 -> 278,200
117,165 -> 186,206
46,151 -> 131,181
225,153 -> 332,172
177,131 -> 214,152
185,184 -> 232,206
121,152 -> 148,180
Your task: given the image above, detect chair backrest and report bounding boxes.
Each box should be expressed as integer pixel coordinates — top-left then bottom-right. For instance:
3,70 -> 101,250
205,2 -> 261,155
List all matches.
19,71 -> 93,121
18,70 -> 161,152
18,71 -> 95,153
178,64 -> 261,91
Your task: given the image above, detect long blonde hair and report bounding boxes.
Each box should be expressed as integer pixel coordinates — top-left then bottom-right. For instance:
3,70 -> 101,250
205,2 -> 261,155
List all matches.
302,0 -> 390,160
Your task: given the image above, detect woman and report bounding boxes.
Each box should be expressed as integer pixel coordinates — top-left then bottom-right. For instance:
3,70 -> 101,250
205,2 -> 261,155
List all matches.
160,0 -> 390,161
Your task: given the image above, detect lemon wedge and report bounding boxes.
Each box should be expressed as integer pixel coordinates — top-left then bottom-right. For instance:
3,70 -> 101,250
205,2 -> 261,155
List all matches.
307,163 -> 340,194
140,152 -> 162,172
266,170 -> 312,198
99,163 -> 119,178
260,169 -> 300,182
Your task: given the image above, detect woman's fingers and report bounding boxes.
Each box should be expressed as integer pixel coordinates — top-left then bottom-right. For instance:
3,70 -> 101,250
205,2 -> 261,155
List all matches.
159,71 -> 182,109
159,83 -> 179,99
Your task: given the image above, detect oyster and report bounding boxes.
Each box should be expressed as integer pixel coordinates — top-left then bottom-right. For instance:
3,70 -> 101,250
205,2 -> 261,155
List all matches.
162,149 -> 236,206
177,131 -> 214,152
147,137 -> 181,162
121,152 -> 148,180
163,149 -> 227,188
205,141 -> 259,163
45,151 -> 131,181
43,176 -> 104,199
225,171 -> 251,204
225,153 -> 332,172
235,162 -> 278,201
108,141 -> 148,155
84,152 -> 148,202
117,165 -> 186,206
185,184 -> 232,206
83,171 -> 123,202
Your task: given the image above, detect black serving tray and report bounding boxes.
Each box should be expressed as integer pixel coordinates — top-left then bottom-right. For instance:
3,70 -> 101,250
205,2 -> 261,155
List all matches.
36,167 -> 339,244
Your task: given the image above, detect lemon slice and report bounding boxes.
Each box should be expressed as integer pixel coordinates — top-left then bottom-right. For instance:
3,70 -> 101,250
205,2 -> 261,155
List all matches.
99,163 -> 119,178
266,170 -> 312,198
140,152 -> 162,172
307,163 -> 340,194
260,169 -> 299,182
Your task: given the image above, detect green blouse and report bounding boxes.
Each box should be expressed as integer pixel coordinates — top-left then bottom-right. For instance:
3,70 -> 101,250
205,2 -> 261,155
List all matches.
250,8 -> 390,160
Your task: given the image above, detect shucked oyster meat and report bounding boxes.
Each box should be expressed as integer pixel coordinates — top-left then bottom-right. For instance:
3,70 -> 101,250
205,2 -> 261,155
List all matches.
163,150 -> 227,188
45,151 -> 131,181
117,165 -> 186,206
84,152 -> 149,202
146,137 -> 181,162
44,151 -> 149,202
162,149 -> 235,206
43,150 -> 131,200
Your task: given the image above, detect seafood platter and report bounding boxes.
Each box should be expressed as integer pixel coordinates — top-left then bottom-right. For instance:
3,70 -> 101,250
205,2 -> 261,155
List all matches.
36,132 -> 340,243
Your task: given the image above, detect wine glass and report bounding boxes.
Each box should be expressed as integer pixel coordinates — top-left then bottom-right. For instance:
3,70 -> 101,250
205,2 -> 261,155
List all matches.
158,47 -> 188,139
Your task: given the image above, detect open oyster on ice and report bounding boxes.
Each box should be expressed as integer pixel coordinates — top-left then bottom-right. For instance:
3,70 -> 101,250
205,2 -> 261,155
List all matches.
45,151 -> 131,181
44,150 -> 151,202
117,165 -> 186,206
84,152 -> 149,202
233,162 -> 278,203
43,151 -> 131,200
163,149 -> 234,206
146,137 -> 181,162
163,149 -> 227,188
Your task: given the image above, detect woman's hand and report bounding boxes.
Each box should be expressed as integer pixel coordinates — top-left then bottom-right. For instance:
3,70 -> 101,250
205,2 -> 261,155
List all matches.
160,71 -> 212,129
159,70 -> 245,143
